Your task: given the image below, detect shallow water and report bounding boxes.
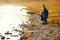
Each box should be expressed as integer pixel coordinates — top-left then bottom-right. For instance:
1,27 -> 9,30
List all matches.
0,5 -> 29,40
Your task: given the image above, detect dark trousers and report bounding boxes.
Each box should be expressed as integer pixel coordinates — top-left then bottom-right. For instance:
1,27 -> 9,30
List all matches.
43,19 -> 48,24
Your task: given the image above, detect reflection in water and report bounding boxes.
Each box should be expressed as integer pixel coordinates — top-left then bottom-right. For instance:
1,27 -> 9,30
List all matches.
0,5 -> 29,40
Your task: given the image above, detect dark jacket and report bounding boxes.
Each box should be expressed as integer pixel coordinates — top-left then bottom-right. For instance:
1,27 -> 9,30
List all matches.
40,7 -> 48,21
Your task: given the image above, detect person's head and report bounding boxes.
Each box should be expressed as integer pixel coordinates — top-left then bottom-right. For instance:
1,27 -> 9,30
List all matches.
42,4 -> 47,10
43,4 -> 45,7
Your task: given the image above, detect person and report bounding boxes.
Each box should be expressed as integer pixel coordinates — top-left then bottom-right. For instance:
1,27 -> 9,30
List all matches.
40,4 -> 48,25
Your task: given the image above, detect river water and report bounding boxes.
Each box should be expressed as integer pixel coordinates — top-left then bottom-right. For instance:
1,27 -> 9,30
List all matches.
0,5 -> 29,40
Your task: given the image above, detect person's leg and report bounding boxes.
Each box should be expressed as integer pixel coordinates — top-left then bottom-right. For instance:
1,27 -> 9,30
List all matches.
45,19 -> 47,23
44,19 -> 48,25
40,16 -> 44,24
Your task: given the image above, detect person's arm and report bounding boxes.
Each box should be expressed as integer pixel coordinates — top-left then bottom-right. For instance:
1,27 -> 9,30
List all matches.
38,11 -> 43,16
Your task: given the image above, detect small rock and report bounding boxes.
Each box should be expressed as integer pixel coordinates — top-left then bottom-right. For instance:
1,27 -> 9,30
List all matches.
1,36 -> 5,39
49,30 -> 53,34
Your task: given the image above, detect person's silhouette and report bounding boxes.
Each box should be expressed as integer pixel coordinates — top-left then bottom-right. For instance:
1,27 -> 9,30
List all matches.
40,4 -> 48,24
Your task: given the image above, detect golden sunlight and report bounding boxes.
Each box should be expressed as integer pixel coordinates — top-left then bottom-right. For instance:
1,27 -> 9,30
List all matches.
0,5 -> 29,36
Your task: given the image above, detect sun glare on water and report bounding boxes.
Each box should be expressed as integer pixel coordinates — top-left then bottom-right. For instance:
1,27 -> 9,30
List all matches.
0,5 -> 28,35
